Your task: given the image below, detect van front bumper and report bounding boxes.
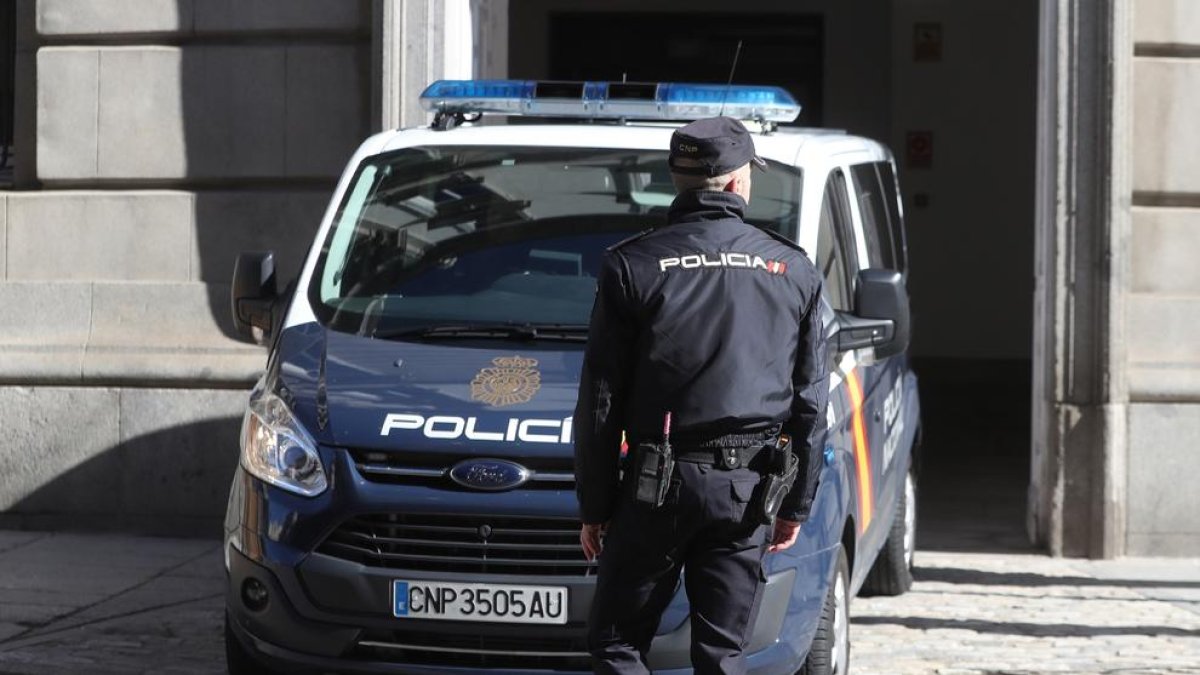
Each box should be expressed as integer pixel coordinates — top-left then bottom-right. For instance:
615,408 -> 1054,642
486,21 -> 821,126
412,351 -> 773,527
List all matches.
226,536 -> 804,674
224,458 -> 828,674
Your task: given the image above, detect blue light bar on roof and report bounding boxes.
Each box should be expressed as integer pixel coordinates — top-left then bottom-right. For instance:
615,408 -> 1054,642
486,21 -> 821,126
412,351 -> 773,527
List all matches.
419,80 -> 802,123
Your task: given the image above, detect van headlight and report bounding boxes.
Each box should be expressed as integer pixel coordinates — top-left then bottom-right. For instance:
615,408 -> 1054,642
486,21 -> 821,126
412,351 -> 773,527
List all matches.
240,390 -> 328,497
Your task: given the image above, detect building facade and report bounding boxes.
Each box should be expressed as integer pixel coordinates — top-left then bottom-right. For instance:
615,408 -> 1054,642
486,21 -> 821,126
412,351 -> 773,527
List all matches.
0,0 -> 1195,556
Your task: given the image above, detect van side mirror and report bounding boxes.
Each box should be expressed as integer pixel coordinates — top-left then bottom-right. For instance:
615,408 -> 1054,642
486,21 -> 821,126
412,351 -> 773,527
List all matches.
231,251 -> 278,344
829,268 -> 911,357
851,268 -> 910,359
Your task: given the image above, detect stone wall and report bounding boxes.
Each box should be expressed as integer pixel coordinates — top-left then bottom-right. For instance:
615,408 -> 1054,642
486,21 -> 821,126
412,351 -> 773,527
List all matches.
1125,0 -> 1200,555
0,0 -> 372,534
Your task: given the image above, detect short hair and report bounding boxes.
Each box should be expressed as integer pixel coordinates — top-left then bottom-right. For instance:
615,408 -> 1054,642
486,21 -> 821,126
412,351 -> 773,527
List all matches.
670,160 -> 750,192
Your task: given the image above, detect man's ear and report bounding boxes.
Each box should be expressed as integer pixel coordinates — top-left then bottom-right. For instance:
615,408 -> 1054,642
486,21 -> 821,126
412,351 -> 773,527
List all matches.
722,177 -> 739,194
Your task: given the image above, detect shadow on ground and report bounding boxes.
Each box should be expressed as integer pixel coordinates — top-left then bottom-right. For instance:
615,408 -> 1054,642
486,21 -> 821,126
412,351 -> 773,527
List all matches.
1,417 -> 241,538
852,614 -> 1199,639
915,566 -> 1200,590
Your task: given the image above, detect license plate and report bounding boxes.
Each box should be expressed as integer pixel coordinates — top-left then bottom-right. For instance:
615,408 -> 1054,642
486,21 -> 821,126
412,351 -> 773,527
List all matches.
392,580 -> 568,625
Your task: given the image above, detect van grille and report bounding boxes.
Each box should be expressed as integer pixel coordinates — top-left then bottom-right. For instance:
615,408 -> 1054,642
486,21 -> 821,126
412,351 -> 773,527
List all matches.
352,629 -> 591,670
348,450 -> 575,489
316,513 -> 597,576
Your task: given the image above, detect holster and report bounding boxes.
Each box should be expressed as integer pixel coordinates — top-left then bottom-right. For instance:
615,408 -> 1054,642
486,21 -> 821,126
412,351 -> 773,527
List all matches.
634,441 -> 675,508
757,435 -> 798,525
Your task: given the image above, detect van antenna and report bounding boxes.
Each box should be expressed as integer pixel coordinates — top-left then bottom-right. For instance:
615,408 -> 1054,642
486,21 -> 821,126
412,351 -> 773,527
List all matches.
718,40 -> 744,118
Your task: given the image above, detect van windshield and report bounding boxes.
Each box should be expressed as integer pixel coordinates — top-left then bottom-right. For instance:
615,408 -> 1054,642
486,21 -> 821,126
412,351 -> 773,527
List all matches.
307,145 -> 802,337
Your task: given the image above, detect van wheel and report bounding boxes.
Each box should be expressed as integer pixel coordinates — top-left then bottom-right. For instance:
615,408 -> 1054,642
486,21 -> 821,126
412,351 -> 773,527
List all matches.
226,615 -> 281,675
861,466 -> 916,596
797,546 -> 850,675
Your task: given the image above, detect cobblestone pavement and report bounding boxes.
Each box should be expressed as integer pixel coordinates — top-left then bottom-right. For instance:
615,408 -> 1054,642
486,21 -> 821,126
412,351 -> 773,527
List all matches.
0,531 -> 1196,674
0,531 -> 224,674
853,551 -> 1200,675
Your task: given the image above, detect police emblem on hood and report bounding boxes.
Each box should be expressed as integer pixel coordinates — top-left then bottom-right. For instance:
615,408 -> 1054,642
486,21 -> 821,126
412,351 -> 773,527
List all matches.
471,356 -> 541,407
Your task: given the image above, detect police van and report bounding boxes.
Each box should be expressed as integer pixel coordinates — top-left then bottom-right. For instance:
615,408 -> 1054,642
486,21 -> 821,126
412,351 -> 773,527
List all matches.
223,80 -> 922,674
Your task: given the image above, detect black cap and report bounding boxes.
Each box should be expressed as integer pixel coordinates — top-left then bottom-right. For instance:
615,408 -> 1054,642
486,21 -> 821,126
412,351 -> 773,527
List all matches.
669,116 -> 767,177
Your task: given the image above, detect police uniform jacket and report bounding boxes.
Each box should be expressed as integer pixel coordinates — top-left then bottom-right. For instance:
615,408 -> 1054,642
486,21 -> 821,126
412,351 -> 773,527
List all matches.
574,189 -> 830,526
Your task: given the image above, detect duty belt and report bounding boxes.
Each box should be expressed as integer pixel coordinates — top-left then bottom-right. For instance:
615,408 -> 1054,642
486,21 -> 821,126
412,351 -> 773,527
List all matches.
674,445 -> 768,470
631,426 -> 780,470
666,424 -> 780,449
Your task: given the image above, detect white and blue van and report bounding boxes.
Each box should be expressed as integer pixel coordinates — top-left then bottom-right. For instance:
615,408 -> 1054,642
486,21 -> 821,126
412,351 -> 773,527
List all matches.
223,80 -> 921,674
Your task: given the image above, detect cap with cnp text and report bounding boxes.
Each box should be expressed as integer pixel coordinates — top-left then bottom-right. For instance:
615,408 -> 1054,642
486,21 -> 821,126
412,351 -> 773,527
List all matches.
669,116 -> 767,177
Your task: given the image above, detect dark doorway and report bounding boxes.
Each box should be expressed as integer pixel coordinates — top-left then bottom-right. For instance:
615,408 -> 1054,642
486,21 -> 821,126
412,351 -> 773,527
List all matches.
547,12 -> 824,127
0,0 -> 15,178
914,359 -> 1033,553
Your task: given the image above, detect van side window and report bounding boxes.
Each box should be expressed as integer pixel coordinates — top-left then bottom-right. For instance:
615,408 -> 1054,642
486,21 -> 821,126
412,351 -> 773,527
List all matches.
817,170 -> 854,311
850,163 -> 897,270
876,161 -> 908,273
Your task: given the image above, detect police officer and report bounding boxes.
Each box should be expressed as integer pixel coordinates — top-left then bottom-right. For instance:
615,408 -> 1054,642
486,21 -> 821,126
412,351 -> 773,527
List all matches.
574,116 -> 830,674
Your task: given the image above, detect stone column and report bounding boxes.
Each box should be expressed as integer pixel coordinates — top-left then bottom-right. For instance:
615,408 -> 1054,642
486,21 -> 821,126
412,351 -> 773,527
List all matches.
373,0 -> 490,132
472,0 -> 509,80
1031,0 -> 1132,558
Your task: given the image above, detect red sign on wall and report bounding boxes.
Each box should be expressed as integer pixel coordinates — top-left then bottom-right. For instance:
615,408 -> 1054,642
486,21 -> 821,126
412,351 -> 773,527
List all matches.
906,131 -> 934,169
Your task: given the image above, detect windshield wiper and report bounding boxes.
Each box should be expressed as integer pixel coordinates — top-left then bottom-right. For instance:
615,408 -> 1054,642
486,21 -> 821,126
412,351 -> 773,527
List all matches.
374,323 -> 590,342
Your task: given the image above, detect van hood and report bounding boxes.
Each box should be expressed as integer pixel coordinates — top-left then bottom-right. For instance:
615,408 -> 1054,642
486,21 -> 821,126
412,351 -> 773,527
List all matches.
272,323 -> 583,457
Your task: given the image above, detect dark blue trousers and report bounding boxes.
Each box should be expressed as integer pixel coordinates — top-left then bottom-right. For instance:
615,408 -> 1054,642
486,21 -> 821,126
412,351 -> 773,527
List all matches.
587,460 -> 769,674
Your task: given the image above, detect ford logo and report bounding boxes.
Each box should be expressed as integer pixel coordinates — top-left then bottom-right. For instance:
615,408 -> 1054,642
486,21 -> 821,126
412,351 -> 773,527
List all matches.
449,459 -> 531,491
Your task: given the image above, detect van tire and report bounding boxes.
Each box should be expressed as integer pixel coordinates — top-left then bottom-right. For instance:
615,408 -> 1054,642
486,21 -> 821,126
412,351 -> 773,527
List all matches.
797,546 -> 850,675
226,615 -> 281,675
861,466 -> 916,596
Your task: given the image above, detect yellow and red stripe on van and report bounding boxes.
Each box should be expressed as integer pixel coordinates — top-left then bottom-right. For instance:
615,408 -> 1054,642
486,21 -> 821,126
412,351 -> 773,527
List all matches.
845,369 -> 874,533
